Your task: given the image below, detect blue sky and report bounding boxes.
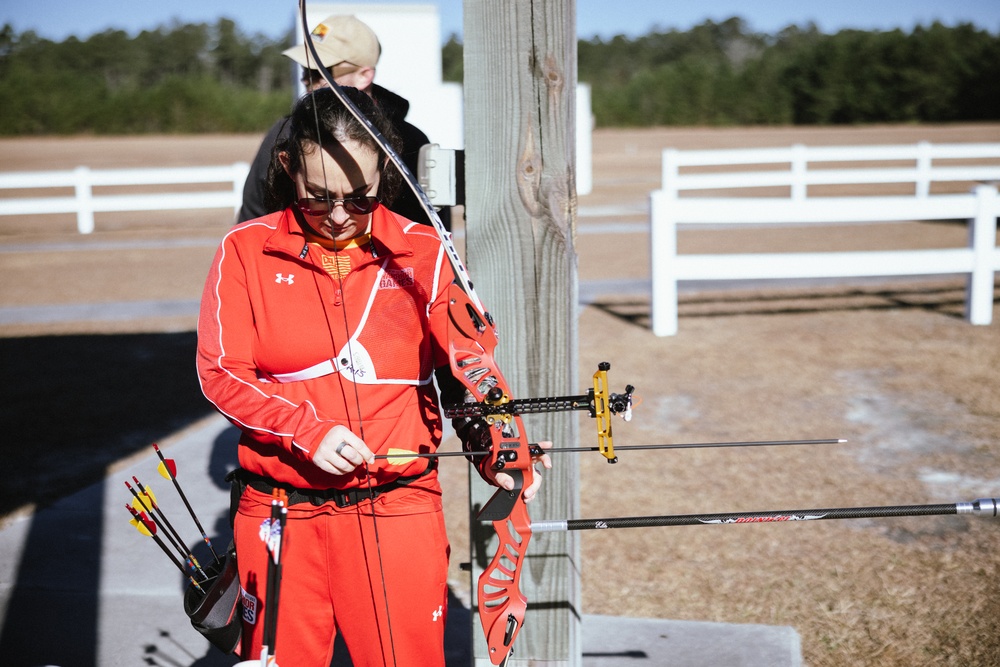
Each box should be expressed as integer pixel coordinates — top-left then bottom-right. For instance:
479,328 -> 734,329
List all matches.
3,0 -> 998,43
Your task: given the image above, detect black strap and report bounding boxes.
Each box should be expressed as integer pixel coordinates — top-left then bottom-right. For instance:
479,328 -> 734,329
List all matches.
226,459 -> 437,509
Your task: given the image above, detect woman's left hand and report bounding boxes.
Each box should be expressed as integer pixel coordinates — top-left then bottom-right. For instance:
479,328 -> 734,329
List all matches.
494,440 -> 552,503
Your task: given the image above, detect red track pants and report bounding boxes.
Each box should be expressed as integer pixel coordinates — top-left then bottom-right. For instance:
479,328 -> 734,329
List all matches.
234,484 -> 450,667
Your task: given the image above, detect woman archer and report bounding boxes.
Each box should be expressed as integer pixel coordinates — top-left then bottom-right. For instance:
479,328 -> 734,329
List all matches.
196,87 -> 550,666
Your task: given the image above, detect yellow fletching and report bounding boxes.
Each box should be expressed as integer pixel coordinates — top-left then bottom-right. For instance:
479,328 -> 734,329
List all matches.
130,487 -> 156,511
157,457 -> 178,479
385,448 -> 418,465
129,517 -> 153,536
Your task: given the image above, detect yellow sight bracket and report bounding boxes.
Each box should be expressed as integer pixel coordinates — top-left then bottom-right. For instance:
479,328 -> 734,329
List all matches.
592,362 -> 618,463
483,386 -> 514,426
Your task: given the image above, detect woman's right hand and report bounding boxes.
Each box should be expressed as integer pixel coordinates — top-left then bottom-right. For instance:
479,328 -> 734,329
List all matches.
311,425 -> 375,475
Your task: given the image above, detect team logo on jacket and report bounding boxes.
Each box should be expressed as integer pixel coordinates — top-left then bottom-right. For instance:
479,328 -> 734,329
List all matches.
322,255 -> 352,279
275,273 -> 295,285
380,268 -> 414,289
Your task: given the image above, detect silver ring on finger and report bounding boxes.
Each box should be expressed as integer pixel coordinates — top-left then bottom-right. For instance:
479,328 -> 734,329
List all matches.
335,441 -> 348,456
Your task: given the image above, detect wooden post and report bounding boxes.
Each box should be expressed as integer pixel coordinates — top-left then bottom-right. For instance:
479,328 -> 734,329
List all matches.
463,0 -> 580,664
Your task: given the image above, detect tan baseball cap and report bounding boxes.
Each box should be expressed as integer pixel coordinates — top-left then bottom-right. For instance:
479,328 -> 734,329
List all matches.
283,15 -> 381,70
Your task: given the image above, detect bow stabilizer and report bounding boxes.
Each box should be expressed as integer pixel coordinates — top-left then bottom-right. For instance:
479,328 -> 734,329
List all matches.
531,497 -> 1000,532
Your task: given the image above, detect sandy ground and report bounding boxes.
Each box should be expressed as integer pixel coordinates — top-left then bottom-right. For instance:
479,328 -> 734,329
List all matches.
1,123 -> 999,666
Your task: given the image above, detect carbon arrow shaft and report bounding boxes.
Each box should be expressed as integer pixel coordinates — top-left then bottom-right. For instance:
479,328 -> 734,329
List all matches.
531,498 -> 999,532
531,438 -> 846,455
153,444 -> 221,564
373,438 -> 845,460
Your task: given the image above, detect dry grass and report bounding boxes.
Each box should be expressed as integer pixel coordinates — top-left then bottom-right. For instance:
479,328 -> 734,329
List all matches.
568,294 -> 1000,667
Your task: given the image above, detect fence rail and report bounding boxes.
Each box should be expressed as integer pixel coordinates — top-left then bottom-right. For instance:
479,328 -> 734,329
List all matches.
0,163 -> 250,234
651,142 -> 1000,336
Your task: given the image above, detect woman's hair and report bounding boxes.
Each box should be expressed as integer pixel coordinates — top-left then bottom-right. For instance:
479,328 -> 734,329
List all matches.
265,86 -> 403,211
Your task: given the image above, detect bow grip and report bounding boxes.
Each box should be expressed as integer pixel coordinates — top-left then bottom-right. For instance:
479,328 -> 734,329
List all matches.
446,283 -> 535,490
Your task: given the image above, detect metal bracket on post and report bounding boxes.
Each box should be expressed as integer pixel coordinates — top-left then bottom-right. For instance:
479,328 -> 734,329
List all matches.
418,144 -> 465,208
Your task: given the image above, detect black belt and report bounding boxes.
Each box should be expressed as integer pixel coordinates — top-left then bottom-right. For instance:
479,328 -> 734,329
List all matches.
228,459 -> 436,509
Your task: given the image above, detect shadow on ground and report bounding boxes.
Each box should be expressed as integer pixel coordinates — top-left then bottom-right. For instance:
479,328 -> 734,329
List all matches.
588,282 -> 995,329
0,332 -> 472,667
0,332 -> 214,517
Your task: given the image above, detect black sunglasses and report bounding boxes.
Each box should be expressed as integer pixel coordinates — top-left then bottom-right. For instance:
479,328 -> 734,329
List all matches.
296,195 -> 380,216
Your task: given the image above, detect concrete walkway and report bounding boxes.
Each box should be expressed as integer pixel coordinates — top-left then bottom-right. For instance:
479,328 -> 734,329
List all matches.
0,414 -> 801,667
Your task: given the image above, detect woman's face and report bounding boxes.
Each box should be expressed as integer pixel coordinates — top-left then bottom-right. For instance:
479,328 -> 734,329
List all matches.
282,138 -> 381,242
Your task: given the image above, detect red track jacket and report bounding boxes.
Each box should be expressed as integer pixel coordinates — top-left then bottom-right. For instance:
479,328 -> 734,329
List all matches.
197,206 -> 454,492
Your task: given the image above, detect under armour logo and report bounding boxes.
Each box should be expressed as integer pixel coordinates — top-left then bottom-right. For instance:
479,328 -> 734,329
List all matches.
275,273 -> 295,285
432,605 -> 444,622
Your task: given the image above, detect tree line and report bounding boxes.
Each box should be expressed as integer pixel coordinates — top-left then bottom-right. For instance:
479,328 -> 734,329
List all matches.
578,18 -> 1000,126
0,19 -> 294,134
1,17 -> 997,134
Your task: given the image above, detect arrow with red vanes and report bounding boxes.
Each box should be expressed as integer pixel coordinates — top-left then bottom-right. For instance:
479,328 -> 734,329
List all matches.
153,443 -> 222,565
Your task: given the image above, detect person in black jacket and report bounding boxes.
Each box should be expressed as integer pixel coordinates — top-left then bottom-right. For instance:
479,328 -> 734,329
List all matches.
237,14 -> 449,229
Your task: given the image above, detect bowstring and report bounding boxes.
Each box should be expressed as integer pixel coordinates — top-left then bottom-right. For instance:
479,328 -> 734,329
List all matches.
298,1 -> 397,664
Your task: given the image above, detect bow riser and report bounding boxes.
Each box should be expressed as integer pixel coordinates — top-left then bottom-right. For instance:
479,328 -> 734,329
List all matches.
478,500 -> 531,665
446,282 -> 534,663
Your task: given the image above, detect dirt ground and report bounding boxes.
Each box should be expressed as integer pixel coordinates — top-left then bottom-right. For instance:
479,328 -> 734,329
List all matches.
2,123 -> 999,666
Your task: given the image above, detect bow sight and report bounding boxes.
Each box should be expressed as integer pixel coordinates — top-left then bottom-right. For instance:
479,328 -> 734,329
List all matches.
443,362 -> 635,463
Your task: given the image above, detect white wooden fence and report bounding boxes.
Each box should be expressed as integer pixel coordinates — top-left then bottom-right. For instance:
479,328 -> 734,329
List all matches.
0,163 -> 250,234
650,142 -> 1000,336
